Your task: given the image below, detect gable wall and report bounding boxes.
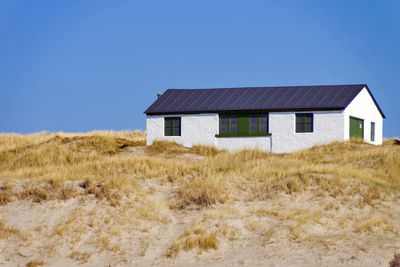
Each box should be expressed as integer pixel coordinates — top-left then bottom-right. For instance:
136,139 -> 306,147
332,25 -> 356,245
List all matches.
343,87 -> 383,145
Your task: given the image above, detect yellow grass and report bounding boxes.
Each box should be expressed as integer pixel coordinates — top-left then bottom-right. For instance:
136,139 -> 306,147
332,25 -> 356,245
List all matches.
26,260 -> 44,267
0,131 -> 399,207
70,251 -> 92,263
0,131 -> 399,264
355,215 -> 397,233
0,219 -> 27,240
167,221 -> 219,257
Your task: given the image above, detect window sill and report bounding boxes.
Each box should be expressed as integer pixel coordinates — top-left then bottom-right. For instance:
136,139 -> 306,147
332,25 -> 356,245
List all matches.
215,133 -> 272,137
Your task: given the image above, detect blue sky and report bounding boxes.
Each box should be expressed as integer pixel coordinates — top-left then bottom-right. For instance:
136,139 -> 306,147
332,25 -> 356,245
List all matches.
1,0 -> 399,137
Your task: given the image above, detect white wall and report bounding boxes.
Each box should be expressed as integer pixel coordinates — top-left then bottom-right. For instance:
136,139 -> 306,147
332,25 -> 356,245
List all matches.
146,113 -> 270,152
146,114 -> 218,147
147,111 -> 344,153
216,136 -> 271,152
344,87 -> 383,145
269,110 -> 344,153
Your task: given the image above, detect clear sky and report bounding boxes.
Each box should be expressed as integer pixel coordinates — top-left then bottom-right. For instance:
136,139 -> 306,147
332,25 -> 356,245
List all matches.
1,0 -> 399,137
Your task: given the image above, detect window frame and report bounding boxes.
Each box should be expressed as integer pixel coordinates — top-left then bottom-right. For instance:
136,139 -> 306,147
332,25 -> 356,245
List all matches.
295,113 -> 314,133
164,117 -> 181,136
216,113 -> 271,137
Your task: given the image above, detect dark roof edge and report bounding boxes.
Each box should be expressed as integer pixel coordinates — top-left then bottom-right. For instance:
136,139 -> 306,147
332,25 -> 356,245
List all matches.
145,107 -> 345,115
164,83 -> 369,91
362,85 -> 386,118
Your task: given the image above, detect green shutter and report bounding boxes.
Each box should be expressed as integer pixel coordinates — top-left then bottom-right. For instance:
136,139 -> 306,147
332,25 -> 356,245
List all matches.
238,115 -> 249,134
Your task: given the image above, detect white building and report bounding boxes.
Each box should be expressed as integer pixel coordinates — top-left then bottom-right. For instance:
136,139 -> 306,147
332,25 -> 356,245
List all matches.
145,84 -> 385,153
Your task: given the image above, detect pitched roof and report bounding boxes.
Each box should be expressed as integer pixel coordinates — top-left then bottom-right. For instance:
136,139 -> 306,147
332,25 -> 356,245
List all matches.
145,84 -> 385,118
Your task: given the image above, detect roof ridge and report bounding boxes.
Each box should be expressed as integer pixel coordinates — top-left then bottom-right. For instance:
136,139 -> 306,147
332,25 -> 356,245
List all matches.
166,84 -> 367,91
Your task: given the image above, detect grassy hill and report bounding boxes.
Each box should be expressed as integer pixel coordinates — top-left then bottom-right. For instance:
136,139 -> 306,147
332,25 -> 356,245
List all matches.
0,131 -> 399,266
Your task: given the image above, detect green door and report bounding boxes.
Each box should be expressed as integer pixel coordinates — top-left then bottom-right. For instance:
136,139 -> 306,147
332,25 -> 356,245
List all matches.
350,117 -> 364,139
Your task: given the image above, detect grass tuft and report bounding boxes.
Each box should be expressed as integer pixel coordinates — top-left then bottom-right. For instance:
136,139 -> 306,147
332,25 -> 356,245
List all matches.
26,260 -> 44,267
147,140 -> 186,154
0,219 -> 27,240
167,221 -> 219,257
70,251 -> 92,263
191,145 -> 221,156
175,174 -> 229,208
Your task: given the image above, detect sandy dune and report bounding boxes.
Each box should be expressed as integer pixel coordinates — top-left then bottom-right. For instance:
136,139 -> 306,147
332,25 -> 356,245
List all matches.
0,177 -> 399,267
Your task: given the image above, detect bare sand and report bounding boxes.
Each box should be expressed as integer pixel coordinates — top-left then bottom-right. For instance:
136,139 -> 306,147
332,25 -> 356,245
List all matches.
0,177 -> 399,267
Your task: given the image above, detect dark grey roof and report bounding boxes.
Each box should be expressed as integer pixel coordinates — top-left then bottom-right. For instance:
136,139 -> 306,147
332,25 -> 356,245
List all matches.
145,84 -> 385,118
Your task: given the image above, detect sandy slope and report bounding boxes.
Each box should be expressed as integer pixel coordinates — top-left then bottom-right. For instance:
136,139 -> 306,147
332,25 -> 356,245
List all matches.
0,177 -> 399,267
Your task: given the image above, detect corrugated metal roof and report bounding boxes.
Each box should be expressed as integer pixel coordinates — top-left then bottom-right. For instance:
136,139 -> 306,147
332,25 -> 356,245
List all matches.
144,84 -> 385,118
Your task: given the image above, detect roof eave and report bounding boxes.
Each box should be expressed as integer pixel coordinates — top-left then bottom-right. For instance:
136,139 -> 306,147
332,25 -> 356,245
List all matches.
145,107 -> 345,116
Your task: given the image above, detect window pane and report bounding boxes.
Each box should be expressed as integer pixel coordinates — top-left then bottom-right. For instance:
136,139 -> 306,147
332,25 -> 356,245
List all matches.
230,117 -> 238,132
305,114 -> 312,123
250,116 -> 258,132
259,116 -> 268,132
165,125 -> 172,135
220,116 -> 228,133
173,118 -> 181,136
165,118 -> 172,136
305,123 -> 312,132
296,114 -> 303,124
173,118 -> 180,127
296,123 -> 303,133
173,126 -> 180,136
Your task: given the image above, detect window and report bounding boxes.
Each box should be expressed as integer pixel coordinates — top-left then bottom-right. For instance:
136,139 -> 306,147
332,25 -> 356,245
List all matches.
217,113 -> 270,136
165,117 -> 181,136
296,113 -> 313,133
371,122 -> 375,142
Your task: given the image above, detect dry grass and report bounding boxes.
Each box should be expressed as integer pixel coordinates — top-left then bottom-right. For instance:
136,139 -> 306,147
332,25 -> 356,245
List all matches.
0,132 -> 399,212
0,131 -> 399,264
147,140 -> 187,154
175,174 -> 229,208
167,221 -> 219,257
26,260 -> 44,267
1,132 -> 399,209
70,251 -> 92,263
355,215 -> 397,233
0,182 -> 13,205
0,219 -> 27,240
